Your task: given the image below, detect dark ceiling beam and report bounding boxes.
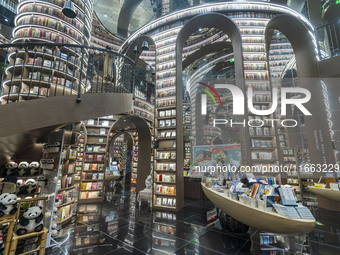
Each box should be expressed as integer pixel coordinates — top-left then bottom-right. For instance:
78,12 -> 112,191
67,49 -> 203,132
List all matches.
182,41 -> 232,70
117,0 -> 143,38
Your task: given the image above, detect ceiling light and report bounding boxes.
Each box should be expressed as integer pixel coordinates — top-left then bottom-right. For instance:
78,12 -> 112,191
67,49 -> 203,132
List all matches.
62,0 -> 77,19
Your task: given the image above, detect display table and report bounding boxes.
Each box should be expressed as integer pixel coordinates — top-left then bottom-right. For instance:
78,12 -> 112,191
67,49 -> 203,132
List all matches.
137,189 -> 152,208
201,183 -> 315,234
308,187 -> 340,212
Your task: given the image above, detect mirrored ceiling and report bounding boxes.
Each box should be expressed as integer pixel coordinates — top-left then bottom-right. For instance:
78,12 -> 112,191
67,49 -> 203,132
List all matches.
94,0 -> 156,39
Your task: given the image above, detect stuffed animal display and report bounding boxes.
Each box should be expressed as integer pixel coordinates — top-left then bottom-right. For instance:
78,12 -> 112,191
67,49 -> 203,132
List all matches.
16,179 -> 37,195
4,162 -> 18,177
3,161 -> 40,177
18,162 -> 30,177
29,162 -> 40,176
0,193 -> 18,217
17,206 -> 44,235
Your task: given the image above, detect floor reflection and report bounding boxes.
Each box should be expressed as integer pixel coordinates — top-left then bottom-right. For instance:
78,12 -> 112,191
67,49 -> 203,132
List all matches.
47,186 -> 340,255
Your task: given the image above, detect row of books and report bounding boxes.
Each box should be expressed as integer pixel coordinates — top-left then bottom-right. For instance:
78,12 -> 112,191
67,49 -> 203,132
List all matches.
157,89 -> 175,99
80,191 -> 102,199
156,163 -> 176,171
87,119 -> 111,126
157,152 -> 176,160
157,131 -> 176,139
155,174 -> 176,183
242,37 -> 264,43
251,152 -> 276,161
17,16 -> 82,41
251,139 -> 274,148
156,62 -> 175,71
81,182 -> 103,190
243,55 -> 267,61
156,70 -> 176,80
156,54 -> 175,64
15,28 -> 75,44
235,21 -> 267,27
243,46 -> 266,52
133,100 -> 154,112
82,172 -> 104,180
159,119 -> 176,127
86,146 -> 105,152
245,72 -> 268,80
56,191 -> 73,206
155,185 -> 176,195
134,109 -> 154,121
248,83 -> 270,91
20,4 -> 84,28
155,197 -> 176,207
240,29 -> 265,35
9,84 -> 49,96
85,154 -> 103,162
60,176 -> 73,189
158,109 -> 176,117
227,11 -> 275,19
83,163 -> 104,171
244,63 -> 267,70
249,127 -> 271,136
284,156 -> 296,162
156,99 -> 176,108
269,49 -> 294,56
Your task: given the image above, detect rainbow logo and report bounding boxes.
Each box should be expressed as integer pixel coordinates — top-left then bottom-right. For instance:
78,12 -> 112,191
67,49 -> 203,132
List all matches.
199,82 -> 223,106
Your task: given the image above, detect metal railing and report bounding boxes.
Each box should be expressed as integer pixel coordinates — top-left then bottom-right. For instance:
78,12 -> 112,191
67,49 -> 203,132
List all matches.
316,19 -> 340,60
0,42 -> 135,104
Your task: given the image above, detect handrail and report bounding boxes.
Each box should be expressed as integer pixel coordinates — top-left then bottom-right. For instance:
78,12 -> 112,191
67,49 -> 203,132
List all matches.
315,20 -> 340,60
0,42 -> 140,104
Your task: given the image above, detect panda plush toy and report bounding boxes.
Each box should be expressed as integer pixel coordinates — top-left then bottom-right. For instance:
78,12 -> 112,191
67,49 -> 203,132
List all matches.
16,180 -> 27,195
0,193 -> 18,217
25,179 -> 37,194
29,162 -> 40,176
4,162 -> 18,177
17,206 -> 44,235
18,162 -> 30,177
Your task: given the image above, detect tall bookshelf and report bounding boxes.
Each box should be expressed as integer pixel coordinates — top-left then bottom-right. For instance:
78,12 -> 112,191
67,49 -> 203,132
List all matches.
1,0 -> 94,104
79,116 -> 116,203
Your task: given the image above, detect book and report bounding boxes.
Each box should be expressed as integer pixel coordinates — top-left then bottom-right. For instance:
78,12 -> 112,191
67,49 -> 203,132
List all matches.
272,204 -> 300,219
279,188 -> 297,206
91,182 -> 97,189
84,163 -> 90,171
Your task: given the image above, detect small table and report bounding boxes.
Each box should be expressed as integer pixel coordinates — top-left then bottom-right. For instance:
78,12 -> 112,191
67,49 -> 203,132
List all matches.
137,189 -> 152,208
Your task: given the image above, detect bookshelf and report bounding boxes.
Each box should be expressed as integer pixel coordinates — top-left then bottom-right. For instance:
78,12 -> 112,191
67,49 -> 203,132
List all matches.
131,132 -> 138,185
40,129 -> 80,245
79,116 -> 116,203
1,0 -> 93,104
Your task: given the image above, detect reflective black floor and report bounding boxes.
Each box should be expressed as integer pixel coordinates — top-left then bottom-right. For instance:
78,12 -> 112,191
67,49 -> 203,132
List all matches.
47,185 -> 340,255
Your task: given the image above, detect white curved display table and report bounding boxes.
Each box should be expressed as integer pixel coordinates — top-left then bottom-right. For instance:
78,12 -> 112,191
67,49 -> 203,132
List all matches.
308,187 -> 340,202
201,183 -> 315,234
308,186 -> 340,211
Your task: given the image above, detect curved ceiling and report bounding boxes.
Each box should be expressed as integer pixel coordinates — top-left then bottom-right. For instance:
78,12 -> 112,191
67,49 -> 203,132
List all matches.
94,0 -> 155,38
